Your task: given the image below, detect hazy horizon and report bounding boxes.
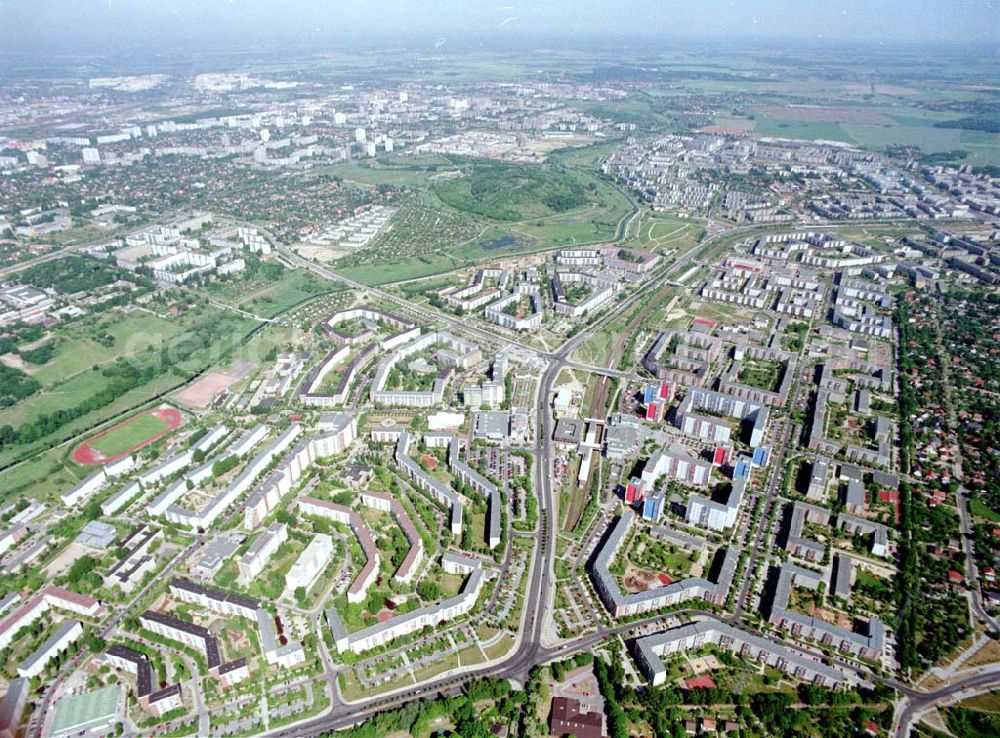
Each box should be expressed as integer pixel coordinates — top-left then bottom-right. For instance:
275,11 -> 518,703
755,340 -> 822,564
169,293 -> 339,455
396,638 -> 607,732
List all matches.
1,0 -> 998,55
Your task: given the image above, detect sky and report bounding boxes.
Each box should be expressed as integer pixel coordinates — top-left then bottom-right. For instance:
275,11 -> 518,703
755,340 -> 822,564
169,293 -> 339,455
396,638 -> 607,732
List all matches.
1,0 -> 998,53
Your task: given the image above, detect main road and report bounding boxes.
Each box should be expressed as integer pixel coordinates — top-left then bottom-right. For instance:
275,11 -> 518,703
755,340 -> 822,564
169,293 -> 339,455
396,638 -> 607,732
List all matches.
275,224 -> 1000,738
257,219 -> 731,737
27,214 -> 990,738
270,218 -> 758,363
893,667 -> 1000,738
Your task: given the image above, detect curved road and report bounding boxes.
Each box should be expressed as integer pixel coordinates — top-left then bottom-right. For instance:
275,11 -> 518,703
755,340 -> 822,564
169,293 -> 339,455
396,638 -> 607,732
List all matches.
894,668 -> 1000,738
28,212 -> 992,738
256,220 -> 742,737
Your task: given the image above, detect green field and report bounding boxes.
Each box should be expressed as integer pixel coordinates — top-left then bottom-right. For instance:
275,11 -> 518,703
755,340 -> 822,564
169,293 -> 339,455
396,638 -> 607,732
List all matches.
738,359 -> 785,393
0,444 -> 85,504
89,412 -> 170,458
747,108 -> 1000,167
548,139 -> 626,169
433,160 -> 593,221
752,116 -> 853,143
0,301 -> 257,481
0,369 -> 121,429
307,154 -> 458,188
0,309 -> 241,431
970,498 -> 1000,523
201,267 -> 334,318
335,164 -> 632,286
619,212 -> 705,254
17,312 -> 184,388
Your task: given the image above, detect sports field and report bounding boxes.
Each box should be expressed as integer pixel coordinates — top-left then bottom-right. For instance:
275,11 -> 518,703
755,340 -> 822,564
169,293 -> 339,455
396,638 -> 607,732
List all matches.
73,407 -> 183,465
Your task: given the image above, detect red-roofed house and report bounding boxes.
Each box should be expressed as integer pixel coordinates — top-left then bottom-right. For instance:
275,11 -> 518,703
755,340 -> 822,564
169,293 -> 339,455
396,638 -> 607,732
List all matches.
549,697 -> 603,738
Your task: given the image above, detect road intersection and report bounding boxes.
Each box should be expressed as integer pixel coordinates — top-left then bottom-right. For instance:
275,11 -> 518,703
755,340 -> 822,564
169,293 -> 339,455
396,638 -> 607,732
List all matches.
28,218 -> 1000,738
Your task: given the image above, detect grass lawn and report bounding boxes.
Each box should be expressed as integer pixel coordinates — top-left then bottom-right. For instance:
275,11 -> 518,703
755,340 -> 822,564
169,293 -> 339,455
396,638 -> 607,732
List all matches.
737,359 -> 785,393
0,274 -> 337,503
18,312 -> 183,388
620,212 -> 705,253
687,298 -> 753,323
468,512 -> 487,553
483,632 -> 515,660
574,326 -> 617,367
456,644 -> 486,668
438,573 -> 464,598
0,313 -> 259,499
0,369 -> 113,429
955,690 -> 1000,713
89,412 -> 170,457
855,568 -> 883,590
335,164 -> 632,286
549,139 -> 625,169
0,445 -> 90,504
338,670 -> 368,702
306,155 -> 457,188
970,498 -> 1000,523
631,538 -> 698,580
409,654 -> 460,682
335,252 -> 466,285
202,269 -> 336,318
747,109 -> 1000,167
752,116 -> 853,143
0,305 -> 241,434
44,224 -> 122,246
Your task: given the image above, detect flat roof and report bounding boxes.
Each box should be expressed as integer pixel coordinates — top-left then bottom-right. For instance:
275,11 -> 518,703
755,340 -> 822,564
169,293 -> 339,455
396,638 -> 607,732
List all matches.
192,538 -> 242,574
637,620 -> 846,685
75,520 -> 118,550
241,523 -> 287,562
50,685 -> 120,737
474,411 -> 510,438
171,577 -> 260,612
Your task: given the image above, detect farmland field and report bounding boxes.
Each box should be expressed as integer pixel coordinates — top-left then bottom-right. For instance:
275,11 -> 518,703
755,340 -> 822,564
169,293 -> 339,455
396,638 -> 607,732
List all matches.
744,105 -> 1000,166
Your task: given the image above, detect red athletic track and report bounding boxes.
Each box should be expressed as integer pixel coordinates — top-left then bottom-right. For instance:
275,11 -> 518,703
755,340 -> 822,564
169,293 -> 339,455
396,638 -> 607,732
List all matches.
72,407 -> 183,466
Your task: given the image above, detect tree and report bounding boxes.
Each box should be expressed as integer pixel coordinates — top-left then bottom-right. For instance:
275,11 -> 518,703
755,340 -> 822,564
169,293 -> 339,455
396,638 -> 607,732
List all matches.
274,509 -> 298,528
417,580 -> 441,601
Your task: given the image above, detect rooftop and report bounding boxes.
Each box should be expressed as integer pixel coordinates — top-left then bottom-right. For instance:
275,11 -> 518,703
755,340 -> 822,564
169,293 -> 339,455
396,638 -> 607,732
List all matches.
50,685 -> 121,738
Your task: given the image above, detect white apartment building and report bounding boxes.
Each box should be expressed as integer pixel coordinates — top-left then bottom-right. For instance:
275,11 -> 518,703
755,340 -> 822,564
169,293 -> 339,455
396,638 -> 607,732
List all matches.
238,523 -> 288,584
285,534 -> 334,592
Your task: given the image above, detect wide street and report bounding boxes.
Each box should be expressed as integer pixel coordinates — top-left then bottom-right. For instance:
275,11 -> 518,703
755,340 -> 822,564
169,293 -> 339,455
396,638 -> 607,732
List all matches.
26,217 -> 1000,738
245,213 -> 723,737
266,220 -> 1000,738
